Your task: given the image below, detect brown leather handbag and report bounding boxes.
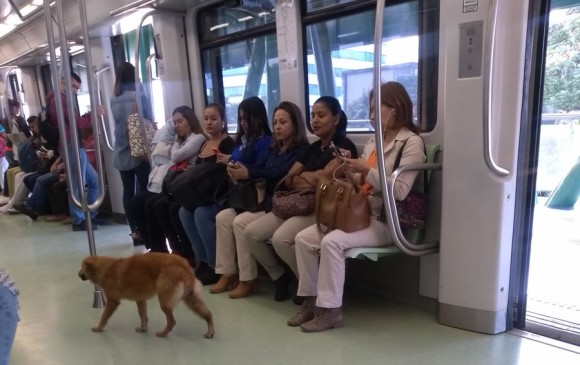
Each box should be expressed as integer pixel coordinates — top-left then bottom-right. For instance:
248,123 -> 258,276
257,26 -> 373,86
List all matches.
315,177 -> 370,234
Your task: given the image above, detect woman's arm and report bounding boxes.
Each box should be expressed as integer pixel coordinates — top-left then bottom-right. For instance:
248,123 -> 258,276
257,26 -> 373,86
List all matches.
365,135 -> 426,200
170,134 -> 206,163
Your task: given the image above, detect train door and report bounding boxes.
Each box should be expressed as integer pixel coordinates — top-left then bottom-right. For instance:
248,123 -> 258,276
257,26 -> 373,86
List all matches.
511,0 -> 580,347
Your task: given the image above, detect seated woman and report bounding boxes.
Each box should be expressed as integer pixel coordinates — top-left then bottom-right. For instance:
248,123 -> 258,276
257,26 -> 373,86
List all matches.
289,81 -> 426,332
179,97 -> 271,284
130,106 -> 204,251
210,101 -> 309,299
238,96 -> 358,301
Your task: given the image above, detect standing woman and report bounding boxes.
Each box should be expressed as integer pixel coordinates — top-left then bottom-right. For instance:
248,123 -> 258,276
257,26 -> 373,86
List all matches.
110,62 -> 153,244
290,81 -> 426,332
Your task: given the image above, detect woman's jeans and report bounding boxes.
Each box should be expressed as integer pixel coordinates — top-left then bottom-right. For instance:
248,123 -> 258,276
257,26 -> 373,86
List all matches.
0,285 -> 18,365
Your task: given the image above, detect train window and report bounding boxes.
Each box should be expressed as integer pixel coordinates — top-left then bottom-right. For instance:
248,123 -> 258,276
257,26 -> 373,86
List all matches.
303,0 -> 438,131
201,34 -> 280,133
305,0 -> 365,13
198,2 -> 279,132
199,1 -> 276,43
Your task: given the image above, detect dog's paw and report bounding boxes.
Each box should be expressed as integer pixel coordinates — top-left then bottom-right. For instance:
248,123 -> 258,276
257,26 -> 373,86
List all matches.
135,327 -> 148,333
91,327 -> 104,333
155,331 -> 169,338
204,330 -> 215,339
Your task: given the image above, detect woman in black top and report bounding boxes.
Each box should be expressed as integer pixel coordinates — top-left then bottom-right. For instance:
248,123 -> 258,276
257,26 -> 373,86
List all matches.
233,96 -> 358,300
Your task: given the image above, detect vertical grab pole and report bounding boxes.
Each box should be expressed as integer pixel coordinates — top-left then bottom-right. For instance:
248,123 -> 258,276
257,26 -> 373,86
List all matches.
79,0 -> 107,308
43,0 -> 103,308
372,0 -> 420,256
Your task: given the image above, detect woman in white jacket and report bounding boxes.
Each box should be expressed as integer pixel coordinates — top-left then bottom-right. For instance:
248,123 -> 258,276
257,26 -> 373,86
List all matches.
289,82 -> 426,333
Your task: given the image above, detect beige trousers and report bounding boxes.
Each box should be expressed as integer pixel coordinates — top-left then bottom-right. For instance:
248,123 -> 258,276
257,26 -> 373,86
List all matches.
214,208 -> 264,281
244,212 -> 316,280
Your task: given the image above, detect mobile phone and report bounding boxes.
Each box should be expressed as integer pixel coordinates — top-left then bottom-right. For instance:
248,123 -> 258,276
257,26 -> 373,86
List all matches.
329,141 -> 345,157
212,148 -> 220,155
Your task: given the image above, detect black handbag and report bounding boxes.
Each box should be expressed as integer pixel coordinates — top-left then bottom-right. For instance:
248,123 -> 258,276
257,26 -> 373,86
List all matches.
163,161 -> 229,209
217,179 -> 266,212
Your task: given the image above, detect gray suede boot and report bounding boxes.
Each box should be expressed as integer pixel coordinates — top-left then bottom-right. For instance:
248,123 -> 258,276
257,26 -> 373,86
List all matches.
287,296 -> 316,326
300,307 -> 343,333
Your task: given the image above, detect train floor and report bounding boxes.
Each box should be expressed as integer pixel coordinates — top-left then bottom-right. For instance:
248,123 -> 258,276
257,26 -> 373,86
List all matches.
1,213 -> 580,365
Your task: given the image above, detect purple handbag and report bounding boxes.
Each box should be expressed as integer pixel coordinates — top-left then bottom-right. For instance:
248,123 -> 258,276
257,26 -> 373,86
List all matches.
380,137 -> 429,228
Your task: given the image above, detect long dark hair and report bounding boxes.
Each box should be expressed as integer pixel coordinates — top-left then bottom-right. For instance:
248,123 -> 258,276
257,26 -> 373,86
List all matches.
113,62 -> 136,96
236,96 -> 272,146
272,101 -> 309,151
173,105 -> 204,136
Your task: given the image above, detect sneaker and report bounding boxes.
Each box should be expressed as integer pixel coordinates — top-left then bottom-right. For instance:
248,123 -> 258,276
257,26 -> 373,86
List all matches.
72,221 -> 99,231
13,204 -> 38,221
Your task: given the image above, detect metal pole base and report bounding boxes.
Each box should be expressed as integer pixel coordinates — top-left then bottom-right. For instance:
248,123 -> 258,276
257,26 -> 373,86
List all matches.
93,289 -> 106,308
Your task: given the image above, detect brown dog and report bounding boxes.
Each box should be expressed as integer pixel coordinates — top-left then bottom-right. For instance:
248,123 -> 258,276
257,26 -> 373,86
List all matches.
78,253 -> 214,338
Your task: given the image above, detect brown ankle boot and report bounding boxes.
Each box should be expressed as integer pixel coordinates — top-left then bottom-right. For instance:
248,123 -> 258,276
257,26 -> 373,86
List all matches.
210,274 -> 239,294
229,279 -> 259,299
300,306 -> 343,333
287,296 -> 316,326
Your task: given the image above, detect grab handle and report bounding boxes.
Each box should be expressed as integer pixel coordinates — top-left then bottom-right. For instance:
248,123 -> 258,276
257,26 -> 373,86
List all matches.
483,0 -> 509,176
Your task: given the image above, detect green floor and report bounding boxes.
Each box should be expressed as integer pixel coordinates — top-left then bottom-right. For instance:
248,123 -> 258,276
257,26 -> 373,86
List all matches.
1,213 -> 579,365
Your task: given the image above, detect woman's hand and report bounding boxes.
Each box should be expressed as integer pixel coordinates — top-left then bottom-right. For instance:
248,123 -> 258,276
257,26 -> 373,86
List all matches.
338,148 -> 352,159
344,158 -> 371,175
227,162 -> 249,180
216,153 -> 231,164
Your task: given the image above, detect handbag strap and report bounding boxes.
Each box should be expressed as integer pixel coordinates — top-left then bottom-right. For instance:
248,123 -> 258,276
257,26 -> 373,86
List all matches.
274,172 -> 315,192
393,137 -> 429,193
315,181 -> 336,234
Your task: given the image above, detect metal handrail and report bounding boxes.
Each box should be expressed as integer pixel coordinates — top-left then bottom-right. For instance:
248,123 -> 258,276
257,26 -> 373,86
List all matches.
44,0 -> 105,307
133,10 -> 185,161
483,0 -> 509,177
372,0 -> 439,257
79,0 -> 107,211
386,163 -> 442,254
96,65 -> 114,151
134,10 -> 155,162
44,0 -> 83,212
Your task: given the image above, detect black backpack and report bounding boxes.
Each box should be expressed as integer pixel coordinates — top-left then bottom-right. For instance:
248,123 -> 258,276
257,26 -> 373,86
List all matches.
38,110 -> 60,151
17,142 -> 40,173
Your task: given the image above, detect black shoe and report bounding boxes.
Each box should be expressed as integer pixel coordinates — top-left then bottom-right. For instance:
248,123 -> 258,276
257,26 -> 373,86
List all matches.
14,204 -> 39,221
274,271 -> 293,302
198,267 -> 219,285
72,221 -> 99,231
195,261 -> 209,277
130,232 -> 145,246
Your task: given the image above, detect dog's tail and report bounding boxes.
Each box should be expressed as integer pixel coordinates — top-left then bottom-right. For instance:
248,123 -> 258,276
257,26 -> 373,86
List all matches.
183,277 -> 215,338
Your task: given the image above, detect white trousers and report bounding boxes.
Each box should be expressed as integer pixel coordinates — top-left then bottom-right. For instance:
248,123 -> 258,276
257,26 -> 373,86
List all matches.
214,209 -> 264,281
295,219 -> 392,308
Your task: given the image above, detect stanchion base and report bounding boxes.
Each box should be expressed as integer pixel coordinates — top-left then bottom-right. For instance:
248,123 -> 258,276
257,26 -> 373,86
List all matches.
93,290 -> 106,308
